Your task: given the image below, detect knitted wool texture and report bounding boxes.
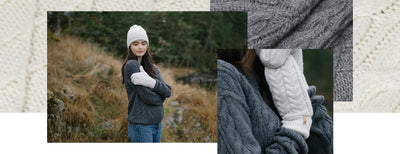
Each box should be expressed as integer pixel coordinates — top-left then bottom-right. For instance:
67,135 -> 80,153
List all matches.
127,25 -> 149,48
256,49 -> 313,138
211,0 -> 353,101
217,59 -> 333,153
335,0 -> 400,112
0,0 -> 209,112
124,60 -> 171,125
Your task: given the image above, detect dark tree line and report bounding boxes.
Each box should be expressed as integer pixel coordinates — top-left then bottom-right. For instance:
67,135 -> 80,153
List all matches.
47,12 -> 247,73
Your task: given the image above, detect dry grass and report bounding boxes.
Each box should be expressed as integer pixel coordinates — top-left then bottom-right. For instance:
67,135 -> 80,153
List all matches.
47,32 -> 217,142
160,67 -> 217,142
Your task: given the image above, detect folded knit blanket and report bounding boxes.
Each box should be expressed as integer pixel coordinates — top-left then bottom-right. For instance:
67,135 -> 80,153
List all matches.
211,0 -> 353,101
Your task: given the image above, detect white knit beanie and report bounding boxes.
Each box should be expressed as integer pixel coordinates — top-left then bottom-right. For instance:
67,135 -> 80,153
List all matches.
127,25 -> 149,49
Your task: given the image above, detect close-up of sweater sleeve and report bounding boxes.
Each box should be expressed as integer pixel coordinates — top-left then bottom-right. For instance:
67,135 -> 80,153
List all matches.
217,60 -> 309,153
211,0 -> 353,101
218,87 -> 308,154
306,86 -> 333,154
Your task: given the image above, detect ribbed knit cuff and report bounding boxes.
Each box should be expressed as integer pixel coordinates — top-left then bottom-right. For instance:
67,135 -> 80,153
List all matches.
282,116 -> 312,139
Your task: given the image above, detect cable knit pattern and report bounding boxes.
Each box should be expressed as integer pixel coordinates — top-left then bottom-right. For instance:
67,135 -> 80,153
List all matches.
335,0 -> 400,112
124,60 -> 171,125
256,49 -> 291,68
0,0 -> 209,112
261,51 -> 313,139
211,0 -> 353,101
217,59 -> 333,154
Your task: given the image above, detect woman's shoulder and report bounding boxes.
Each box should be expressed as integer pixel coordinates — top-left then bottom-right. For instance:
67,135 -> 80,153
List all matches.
126,59 -> 140,67
217,59 -> 242,79
217,59 -> 249,93
123,60 -> 141,78
152,63 -> 158,69
152,64 -> 161,73
124,60 -> 140,72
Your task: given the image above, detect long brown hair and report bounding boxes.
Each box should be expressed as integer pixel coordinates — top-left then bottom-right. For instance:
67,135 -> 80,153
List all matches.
121,46 -> 157,83
217,49 -> 278,114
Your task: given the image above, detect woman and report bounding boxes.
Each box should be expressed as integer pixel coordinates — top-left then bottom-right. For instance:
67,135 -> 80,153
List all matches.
121,25 -> 171,143
217,49 -> 332,153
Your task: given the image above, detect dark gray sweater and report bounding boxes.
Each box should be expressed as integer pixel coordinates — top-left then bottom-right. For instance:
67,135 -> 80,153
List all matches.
217,59 -> 332,154
211,0 -> 353,101
123,60 -> 171,125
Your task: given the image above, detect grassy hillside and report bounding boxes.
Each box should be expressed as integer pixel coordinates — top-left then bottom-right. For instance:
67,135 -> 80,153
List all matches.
47,32 -> 217,142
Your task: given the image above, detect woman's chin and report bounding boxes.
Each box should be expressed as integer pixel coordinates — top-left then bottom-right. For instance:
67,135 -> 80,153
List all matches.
134,52 -> 145,57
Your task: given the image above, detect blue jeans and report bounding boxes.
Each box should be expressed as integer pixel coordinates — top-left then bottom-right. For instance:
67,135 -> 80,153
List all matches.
128,122 -> 162,143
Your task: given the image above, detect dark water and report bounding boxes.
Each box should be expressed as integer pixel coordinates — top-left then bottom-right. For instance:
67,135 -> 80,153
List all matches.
175,73 -> 217,90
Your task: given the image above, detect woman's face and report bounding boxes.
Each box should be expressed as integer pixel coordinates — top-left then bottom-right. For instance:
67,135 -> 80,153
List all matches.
130,40 -> 148,57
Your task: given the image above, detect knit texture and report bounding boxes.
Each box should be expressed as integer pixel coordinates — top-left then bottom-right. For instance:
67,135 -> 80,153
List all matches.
127,25 -> 149,48
211,0 -> 353,101
256,49 -> 303,71
0,0 -> 208,112
256,49 -> 292,68
218,59 -> 333,154
124,60 -> 171,125
257,49 -> 313,138
336,0 -> 400,112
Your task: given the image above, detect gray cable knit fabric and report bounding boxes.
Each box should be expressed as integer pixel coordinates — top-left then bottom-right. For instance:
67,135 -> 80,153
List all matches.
217,59 -> 333,154
123,60 -> 171,125
211,0 -> 353,101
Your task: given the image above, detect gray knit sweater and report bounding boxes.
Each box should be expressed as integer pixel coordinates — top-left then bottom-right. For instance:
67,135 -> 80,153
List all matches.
123,60 -> 171,125
211,0 -> 353,101
217,59 -> 333,154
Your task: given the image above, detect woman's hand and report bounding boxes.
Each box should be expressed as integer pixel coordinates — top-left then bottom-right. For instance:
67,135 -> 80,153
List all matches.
130,66 -> 156,89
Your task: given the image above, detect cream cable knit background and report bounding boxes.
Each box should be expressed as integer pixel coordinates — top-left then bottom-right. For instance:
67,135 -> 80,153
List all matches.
0,0 -> 209,112
335,0 -> 400,112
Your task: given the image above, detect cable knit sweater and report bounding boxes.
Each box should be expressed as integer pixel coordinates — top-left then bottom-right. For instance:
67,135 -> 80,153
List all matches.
211,0 -> 353,101
123,60 -> 171,125
218,59 -> 333,154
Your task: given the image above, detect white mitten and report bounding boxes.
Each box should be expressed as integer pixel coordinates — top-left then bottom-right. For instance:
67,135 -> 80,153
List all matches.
256,49 -> 313,139
290,49 -> 303,73
130,66 -> 156,89
256,49 -> 291,68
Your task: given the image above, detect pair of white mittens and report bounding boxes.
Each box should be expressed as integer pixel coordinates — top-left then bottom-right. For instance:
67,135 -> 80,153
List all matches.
256,49 -> 313,139
130,66 -> 156,89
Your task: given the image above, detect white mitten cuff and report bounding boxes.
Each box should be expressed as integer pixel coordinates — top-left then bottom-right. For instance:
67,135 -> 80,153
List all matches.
143,76 -> 156,89
260,50 -> 313,139
282,116 -> 312,138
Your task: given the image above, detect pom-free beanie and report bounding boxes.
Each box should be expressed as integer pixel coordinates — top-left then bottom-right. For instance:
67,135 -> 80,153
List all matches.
127,25 -> 149,49
256,49 -> 313,139
211,0 -> 353,101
